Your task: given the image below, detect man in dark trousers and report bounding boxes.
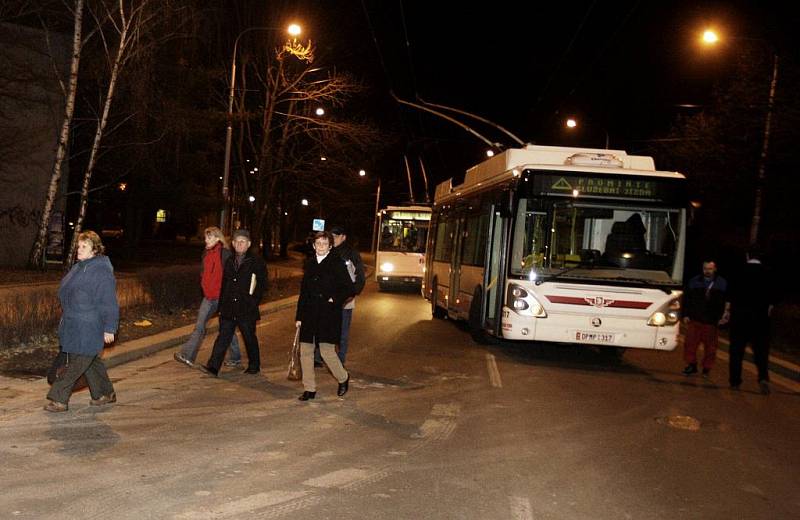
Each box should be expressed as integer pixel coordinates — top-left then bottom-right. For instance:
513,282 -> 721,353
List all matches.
726,247 -> 775,394
682,260 -> 728,377
328,224 -> 365,365
200,229 -> 267,376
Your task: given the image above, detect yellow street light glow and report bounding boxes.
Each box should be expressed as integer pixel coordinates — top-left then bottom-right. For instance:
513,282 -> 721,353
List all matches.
566,118 -> 577,128
287,24 -> 301,37
315,107 -> 325,116
320,156 -> 327,161
702,29 -> 719,45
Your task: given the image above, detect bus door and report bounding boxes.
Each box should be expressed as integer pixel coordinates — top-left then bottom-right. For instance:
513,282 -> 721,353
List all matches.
447,217 -> 466,315
483,206 -> 509,334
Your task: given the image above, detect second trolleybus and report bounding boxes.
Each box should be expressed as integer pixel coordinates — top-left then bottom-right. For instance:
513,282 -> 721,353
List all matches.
423,144 -> 687,352
375,205 -> 431,291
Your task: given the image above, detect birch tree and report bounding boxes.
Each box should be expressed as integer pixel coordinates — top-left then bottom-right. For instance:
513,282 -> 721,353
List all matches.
64,0 -> 166,266
28,0 -> 84,268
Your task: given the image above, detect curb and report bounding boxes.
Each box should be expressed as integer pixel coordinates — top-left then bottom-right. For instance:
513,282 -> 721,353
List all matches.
101,296 -> 298,369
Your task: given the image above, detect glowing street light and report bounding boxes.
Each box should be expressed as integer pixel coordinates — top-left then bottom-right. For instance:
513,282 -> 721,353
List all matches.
301,198 -> 309,206
565,117 -> 609,149
221,23 -> 303,234
358,169 -> 366,177
486,150 -> 495,157
315,107 -> 325,116
698,26 -> 779,245
566,118 -> 577,128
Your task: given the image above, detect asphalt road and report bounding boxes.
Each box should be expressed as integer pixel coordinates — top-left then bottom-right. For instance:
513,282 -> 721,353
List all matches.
1,281 -> 798,519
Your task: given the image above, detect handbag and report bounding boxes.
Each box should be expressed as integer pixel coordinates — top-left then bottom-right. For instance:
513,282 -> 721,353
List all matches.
46,350 -> 88,390
287,328 -> 302,381
47,351 -> 69,385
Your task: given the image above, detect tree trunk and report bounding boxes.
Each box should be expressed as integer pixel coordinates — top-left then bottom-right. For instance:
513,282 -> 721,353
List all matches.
66,17 -> 129,267
28,0 -> 84,269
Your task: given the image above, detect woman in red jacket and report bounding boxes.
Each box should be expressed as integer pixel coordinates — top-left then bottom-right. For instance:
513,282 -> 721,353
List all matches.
174,227 -> 241,367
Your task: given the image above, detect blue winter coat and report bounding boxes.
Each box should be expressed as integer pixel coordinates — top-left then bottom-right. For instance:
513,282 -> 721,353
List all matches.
58,255 -> 119,356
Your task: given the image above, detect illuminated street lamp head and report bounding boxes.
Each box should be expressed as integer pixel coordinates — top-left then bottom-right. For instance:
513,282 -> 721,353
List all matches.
359,169 -> 366,177
315,107 -> 325,116
566,118 -> 577,128
287,24 -> 301,37
702,29 -> 719,45
248,195 -> 255,202
486,150 -> 495,157
301,198 -> 309,206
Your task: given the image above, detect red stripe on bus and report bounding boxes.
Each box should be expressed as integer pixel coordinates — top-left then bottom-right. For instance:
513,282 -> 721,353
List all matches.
545,295 -> 652,309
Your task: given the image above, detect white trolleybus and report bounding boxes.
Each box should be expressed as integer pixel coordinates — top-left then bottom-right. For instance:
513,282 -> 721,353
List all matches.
423,145 -> 687,353
375,205 -> 432,291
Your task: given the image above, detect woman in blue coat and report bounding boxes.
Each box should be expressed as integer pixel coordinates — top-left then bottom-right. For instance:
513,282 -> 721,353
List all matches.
295,231 -> 355,401
45,231 -> 119,412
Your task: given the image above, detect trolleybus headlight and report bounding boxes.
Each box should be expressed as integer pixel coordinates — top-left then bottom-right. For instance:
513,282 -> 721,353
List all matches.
647,296 -> 681,326
506,283 -> 547,318
380,262 -> 395,273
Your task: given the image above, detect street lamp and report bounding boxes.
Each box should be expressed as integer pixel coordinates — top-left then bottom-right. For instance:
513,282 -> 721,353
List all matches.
565,117 -> 609,149
220,24 -> 302,235
701,28 -> 778,246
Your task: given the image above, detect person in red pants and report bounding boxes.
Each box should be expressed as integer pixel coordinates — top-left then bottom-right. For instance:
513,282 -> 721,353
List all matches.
682,260 -> 728,377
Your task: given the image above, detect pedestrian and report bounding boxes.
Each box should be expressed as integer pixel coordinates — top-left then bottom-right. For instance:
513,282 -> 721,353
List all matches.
295,231 -> 355,401
45,231 -> 118,412
199,229 -> 267,376
174,226 -> 242,368
681,260 -> 728,377
727,247 -> 776,394
329,224 -> 365,365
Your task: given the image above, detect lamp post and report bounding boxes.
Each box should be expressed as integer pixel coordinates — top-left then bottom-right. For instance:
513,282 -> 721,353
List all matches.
220,24 -> 301,235
565,117 -> 610,149
700,29 -> 778,246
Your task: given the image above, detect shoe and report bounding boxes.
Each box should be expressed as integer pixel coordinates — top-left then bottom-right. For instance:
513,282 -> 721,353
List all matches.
243,367 -> 260,374
298,391 -> 316,401
174,352 -> 194,367
224,359 -> 242,367
90,392 -> 116,406
759,380 -> 771,395
702,368 -> 710,378
44,400 -> 68,412
337,375 -> 350,397
682,364 -> 698,376
198,364 -> 218,377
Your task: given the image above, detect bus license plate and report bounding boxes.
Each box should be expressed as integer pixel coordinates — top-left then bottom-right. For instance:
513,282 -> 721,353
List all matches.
575,331 -> 616,344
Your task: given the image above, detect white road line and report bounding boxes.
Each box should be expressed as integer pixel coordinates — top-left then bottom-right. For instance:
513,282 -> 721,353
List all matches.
486,353 -> 503,388
715,349 -> 800,393
510,496 -> 534,520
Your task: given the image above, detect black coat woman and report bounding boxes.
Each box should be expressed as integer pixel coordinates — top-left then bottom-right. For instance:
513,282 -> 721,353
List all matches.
295,231 -> 355,400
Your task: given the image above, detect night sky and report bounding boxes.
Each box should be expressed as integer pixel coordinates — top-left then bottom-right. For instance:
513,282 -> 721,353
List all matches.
295,0 -> 795,204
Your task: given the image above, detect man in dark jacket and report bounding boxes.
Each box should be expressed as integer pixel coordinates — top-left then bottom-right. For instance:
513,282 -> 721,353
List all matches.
329,225 -> 365,365
727,247 -> 775,394
681,260 -> 728,377
200,229 -> 267,376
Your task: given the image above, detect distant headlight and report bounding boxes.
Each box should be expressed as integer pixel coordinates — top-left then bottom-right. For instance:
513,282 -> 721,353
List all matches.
380,262 -> 394,273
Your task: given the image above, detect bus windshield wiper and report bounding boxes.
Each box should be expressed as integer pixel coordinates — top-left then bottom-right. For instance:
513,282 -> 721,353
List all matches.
534,263 -> 602,285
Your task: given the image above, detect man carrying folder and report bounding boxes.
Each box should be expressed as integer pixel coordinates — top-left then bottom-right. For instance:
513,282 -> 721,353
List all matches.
201,229 -> 267,376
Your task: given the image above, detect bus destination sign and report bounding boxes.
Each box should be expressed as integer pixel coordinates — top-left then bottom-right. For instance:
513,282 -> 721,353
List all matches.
532,173 -> 685,201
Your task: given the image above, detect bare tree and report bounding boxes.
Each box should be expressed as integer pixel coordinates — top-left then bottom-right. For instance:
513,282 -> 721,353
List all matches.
28,0 -> 85,268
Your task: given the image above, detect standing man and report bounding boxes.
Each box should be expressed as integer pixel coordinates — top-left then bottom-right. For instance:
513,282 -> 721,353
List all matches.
727,247 -> 775,394
329,225 -> 365,365
200,229 -> 267,376
681,260 -> 728,377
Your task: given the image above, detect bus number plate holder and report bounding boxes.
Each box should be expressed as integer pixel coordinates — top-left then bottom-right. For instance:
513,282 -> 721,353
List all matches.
575,331 -> 616,344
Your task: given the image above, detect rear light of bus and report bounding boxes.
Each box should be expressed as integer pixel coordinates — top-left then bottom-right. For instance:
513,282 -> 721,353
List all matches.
506,283 -> 547,318
647,297 -> 681,326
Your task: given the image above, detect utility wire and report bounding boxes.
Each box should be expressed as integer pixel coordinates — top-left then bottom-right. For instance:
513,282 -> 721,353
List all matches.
398,0 -> 420,99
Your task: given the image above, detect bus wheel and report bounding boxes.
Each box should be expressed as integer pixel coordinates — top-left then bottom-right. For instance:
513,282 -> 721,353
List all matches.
431,280 -> 446,319
469,288 -> 491,344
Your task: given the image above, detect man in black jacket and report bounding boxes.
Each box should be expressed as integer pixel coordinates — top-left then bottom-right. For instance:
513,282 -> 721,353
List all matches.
727,247 -> 775,394
330,225 -> 365,365
201,229 -> 268,376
